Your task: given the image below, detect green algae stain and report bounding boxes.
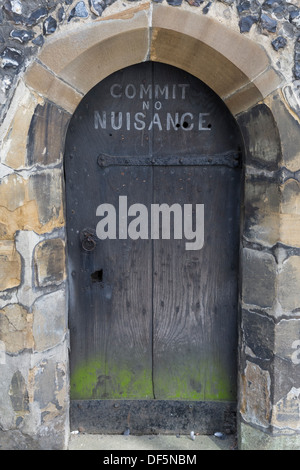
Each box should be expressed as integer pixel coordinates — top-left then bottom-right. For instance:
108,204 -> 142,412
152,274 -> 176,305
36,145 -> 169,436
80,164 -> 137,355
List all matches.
71,355 -> 235,402
70,357 -> 153,400
153,355 -> 236,402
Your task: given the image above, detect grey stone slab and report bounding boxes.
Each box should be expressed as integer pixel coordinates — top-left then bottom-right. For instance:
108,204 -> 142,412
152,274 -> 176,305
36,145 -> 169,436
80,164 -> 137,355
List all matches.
68,433 -> 237,451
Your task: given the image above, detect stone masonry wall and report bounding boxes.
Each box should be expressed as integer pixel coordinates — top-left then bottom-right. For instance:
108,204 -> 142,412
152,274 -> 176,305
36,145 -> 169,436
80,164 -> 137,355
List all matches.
237,93 -> 300,449
1,0 -> 300,450
0,88 -> 70,448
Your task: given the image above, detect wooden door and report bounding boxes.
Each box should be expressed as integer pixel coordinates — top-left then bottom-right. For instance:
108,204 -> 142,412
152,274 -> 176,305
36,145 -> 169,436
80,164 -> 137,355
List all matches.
65,62 -> 243,434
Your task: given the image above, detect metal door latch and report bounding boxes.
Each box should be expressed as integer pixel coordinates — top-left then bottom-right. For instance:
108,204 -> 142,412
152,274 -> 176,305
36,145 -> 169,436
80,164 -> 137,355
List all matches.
80,228 -> 97,252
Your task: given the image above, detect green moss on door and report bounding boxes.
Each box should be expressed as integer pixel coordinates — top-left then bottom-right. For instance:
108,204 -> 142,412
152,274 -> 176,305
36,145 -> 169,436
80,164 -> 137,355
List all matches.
153,356 -> 236,401
71,354 -> 235,402
70,357 -> 153,400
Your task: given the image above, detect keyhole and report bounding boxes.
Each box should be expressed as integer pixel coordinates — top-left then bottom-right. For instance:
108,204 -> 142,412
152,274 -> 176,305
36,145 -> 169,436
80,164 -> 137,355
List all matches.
91,270 -> 103,283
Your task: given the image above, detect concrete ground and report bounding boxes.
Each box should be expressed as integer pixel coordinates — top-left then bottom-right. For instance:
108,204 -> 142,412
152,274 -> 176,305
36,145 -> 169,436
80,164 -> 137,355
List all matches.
68,432 -> 237,451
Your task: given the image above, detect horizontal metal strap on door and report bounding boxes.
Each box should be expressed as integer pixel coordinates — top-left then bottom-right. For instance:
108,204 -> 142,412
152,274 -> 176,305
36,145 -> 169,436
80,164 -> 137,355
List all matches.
97,151 -> 241,168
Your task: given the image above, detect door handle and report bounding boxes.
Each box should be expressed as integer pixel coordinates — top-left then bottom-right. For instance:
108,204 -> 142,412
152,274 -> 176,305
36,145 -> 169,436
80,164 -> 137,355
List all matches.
80,228 -> 97,252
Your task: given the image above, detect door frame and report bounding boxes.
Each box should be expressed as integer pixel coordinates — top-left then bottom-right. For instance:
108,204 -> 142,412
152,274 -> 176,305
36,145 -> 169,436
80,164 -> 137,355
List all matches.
7,3 -> 296,449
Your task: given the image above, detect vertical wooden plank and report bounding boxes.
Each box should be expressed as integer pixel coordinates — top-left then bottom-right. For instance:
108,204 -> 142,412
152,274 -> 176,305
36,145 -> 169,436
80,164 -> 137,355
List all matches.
65,63 -> 155,400
68,164 -> 154,400
150,62 -> 242,402
152,165 -> 240,401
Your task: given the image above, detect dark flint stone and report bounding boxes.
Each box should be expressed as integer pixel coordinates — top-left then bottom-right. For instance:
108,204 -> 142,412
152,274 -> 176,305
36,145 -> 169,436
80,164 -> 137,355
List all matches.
260,13 -> 277,32
290,10 -> 300,21
239,15 -> 259,33
2,3 -> 48,26
166,0 -> 183,5
43,16 -> 57,35
185,0 -> 204,6
202,1 -> 212,14
262,0 -> 285,9
237,0 -> 251,14
271,36 -> 287,50
10,29 -> 35,43
1,47 -> 23,69
262,0 -> 275,5
57,6 -> 65,22
290,9 -> 300,26
294,62 -> 300,80
26,7 -> 48,26
272,5 -> 287,20
295,37 -> 300,78
0,34 -> 4,44
68,1 -> 89,21
89,0 -> 118,16
32,34 -> 45,47
89,0 -> 104,16
2,1 -> 24,24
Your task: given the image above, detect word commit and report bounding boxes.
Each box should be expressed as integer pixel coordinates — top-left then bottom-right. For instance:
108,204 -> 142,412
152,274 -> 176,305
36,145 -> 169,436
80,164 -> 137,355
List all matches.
96,196 -> 204,251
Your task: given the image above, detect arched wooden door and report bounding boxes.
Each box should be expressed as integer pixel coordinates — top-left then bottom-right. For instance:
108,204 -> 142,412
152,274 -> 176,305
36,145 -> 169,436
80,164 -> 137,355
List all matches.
65,62 -> 243,434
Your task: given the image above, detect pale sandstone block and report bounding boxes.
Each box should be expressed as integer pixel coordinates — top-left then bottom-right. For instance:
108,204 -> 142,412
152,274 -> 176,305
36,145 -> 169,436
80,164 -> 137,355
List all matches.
0,174 -> 26,212
150,3 -> 278,108
32,290 -> 67,352
25,61 -> 83,114
0,304 -> 34,354
240,361 -> 272,429
151,4 -> 269,79
272,387 -> 300,431
278,256 -> 300,312
242,248 -> 276,309
1,88 -> 38,170
244,178 -> 280,247
275,318 -> 300,362
151,27 -> 250,101
0,172 -> 65,240
279,214 -> 300,249
0,240 -> 21,291
58,28 -> 150,95
38,4 -> 150,77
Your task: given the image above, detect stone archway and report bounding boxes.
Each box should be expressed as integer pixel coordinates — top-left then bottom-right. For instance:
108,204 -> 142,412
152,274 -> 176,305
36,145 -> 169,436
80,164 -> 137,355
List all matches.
1,3 -> 300,450
24,4 -> 282,115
